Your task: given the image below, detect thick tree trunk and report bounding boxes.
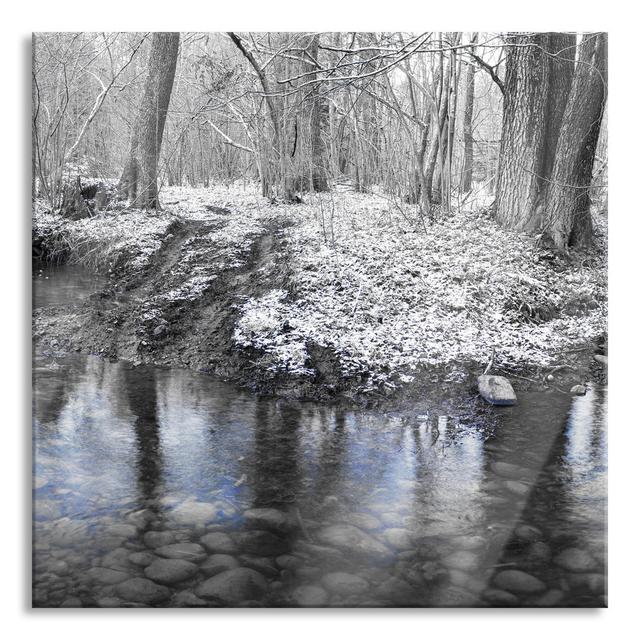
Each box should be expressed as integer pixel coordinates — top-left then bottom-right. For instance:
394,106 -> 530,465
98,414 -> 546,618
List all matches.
118,33 -> 179,209
495,33 -> 551,230
495,32 -> 577,231
545,33 -> 607,250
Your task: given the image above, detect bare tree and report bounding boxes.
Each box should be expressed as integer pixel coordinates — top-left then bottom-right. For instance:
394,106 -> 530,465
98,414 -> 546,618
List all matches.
118,32 -> 180,209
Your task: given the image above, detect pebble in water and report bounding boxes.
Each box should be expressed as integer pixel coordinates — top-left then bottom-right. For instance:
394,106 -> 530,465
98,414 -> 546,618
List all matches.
116,578 -> 171,605
493,570 -> 546,594
200,532 -> 237,554
195,568 -> 268,604
553,548 -> 598,573
155,543 -> 207,563
321,572 -> 370,596
290,585 -> 329,607
200,554 -> 240,577
144,558 -> 199,585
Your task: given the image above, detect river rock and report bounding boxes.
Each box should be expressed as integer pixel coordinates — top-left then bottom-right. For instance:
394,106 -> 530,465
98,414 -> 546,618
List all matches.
376,576 -> 419,605
195,568 -> 268,603
236,530 -> 289,556
442,550 -> 480,571
343,512 -> 382,531
452,535 -> 486,551
128,551 -> 156,567
143,531 -> 176,549
504,480 -> 530,496
145,558 -> 199,585
316,524 -> 393,563
155,543 -> 206,563
290,585 -> 329,607
421,560 -> 448,583
170,501 -> 217,526
200,554 -> 240,577
59,596 -> 83,608
382,527 -> 413,550
553,547 -> 598,572
530,588 -> 565,607
321,572 -> 369,595
514,524 -> 543,543
493,569 -> 546,594
523,541 -> 552,566
116,577 -> 171,605
593,354 -> 608,366
570,384 -> 587,396
482,588 -> 520,606
172,590 -> 207,607
87,567 -> 130,585
200,532 -> 237,554
238,555 -> 279,577
478,375 -> 517,406
243,507 -> 296,534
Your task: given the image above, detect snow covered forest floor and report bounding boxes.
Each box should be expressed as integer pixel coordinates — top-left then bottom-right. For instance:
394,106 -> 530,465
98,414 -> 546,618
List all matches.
33,181 -> 607,398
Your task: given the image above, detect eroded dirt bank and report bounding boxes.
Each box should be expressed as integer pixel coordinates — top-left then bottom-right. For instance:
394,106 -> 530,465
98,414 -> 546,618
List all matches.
33,185 -> 607,405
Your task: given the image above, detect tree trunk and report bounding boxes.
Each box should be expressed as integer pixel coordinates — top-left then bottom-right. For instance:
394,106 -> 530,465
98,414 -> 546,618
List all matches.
545,33 -> 607,250
308,34 -> 329,191
460,35 -> 477,193
495,33 -> 551,230
118,32 -> 180,209
495,32 -> 577,231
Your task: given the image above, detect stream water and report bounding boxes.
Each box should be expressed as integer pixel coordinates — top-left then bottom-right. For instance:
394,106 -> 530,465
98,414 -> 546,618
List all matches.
32,264 -> 607,607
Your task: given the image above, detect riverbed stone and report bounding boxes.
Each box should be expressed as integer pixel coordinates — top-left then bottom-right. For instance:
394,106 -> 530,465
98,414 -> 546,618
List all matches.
116,577 -> 171,605
243,507 -> 296,533
514,524 -> 543,543
382,527 -> 413,550
144,558 -> 199,585
172,590 -> 207,607
482,588 -> 520,606
143,531 -> 176,549
238,555 -> 279,577
478,375 -> 517,406
570,384 -> 587,396
155,543 -> 206,563
493,569 -> 546,594
200,531 -> 237,554
128,551 -> 156,567
290,585 -> 329,607
553,547 -> 598,572
200,554 -> 240,577
101,547 -> 132,570
236,530 -> 289,556
376,576 -> 420,605
87,567 -> 130,585
316,524 -> 393,563
342,512 -> 382,531
321,572 -> 369,595
530,589 -> 565,607
170,501 -> 217,526
442,550 -> 480,572
195,568 -> 268,603
504,480 -> 530,496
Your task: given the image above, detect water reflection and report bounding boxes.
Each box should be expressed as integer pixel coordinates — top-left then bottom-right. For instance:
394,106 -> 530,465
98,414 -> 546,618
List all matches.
32,268 -> 607,607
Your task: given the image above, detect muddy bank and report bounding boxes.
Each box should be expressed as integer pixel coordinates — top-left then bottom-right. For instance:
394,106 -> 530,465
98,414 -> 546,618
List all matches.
32,214 -> 604,406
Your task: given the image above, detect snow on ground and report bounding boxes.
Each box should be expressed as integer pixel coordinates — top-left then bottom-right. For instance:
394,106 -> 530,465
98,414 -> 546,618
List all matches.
34,182 -> 607,391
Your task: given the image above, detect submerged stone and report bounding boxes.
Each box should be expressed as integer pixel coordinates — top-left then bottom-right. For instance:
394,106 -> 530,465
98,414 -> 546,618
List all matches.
493,569 -> 546,594
242,507 -> 296,533
170,501 -> 217,526
195,568 -> 268,603
321,572 -> 370,595
144,558 -> 199,585
316,524 -> 393,563
200,532 -> 237,554
116,577 -> 171,604
478,375 -> 517,406
155,543 -> 206,563
200,554 -> 240,577
553,547 -> 598,573
290,584 -> 329,607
